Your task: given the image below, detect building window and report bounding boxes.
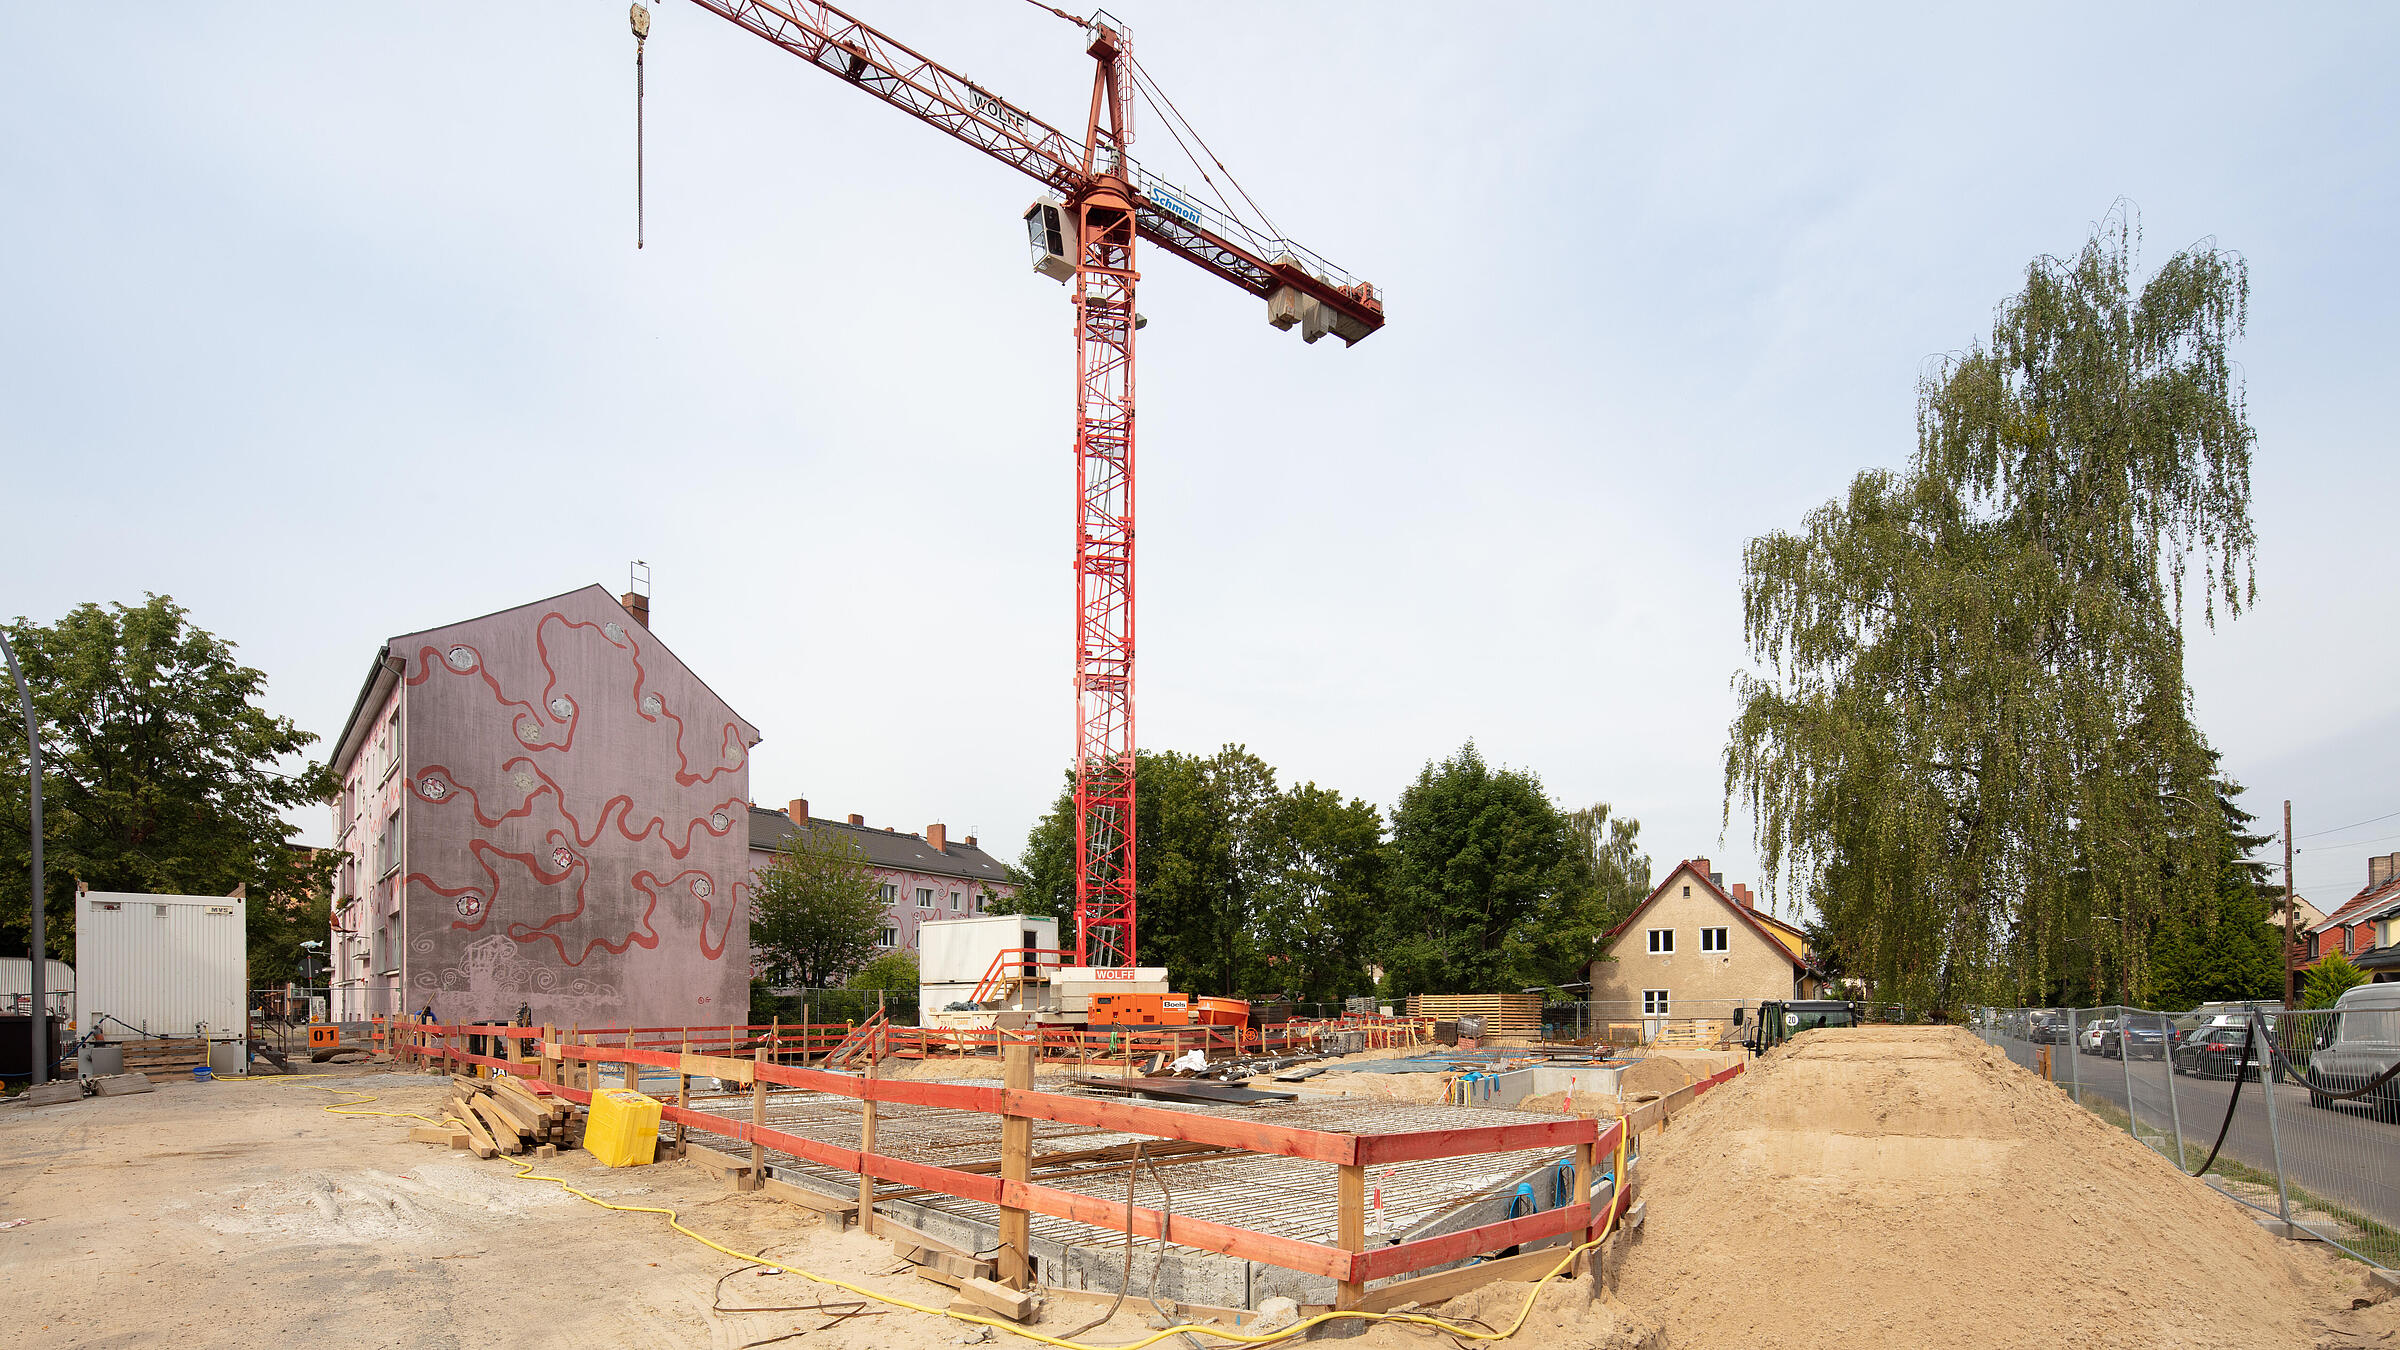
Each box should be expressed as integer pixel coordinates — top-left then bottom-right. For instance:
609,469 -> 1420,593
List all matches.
916,887 -> 933,909
378,711 -> 401,783
879,883 -> 898,905
1647,928 -> 1673,954
949,891 -> 962,911
1681,885 -> 1690,898
377,811 -> 402,878
975,893 -> 989,913
878,926 -> 898,948
1701,927 -> 1728,953
1643,989 -> 1670,1016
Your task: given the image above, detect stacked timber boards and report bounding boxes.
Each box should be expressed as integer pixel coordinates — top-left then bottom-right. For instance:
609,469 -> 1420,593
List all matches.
1403,994 -> 1542,1038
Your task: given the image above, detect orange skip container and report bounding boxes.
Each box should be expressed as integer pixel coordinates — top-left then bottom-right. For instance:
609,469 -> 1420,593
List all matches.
1193,996 -> 1251,1028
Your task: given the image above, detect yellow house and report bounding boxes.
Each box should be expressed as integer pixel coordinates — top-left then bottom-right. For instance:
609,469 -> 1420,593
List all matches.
1588,858 -> 1820,1031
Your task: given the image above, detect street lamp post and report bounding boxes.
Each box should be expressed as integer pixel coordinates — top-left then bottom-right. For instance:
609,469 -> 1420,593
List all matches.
1,629 -> 45,1087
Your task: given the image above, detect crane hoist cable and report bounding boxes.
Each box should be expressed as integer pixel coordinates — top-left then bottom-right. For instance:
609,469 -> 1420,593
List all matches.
632,3 -> 652,248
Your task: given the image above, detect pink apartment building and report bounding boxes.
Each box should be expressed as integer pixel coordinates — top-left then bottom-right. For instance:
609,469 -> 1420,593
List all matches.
747,799 -> 1020,958
327,585 -> 760,1026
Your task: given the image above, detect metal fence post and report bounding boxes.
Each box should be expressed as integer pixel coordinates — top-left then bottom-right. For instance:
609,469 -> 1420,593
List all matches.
2118,1006 -> 2137,1144
2066,1007 -> 2081,1105
2158,1010 -> 2186,1169
2253,1012 -> 2292,1226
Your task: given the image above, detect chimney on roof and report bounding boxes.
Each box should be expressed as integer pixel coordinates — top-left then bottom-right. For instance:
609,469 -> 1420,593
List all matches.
1732,882 -> 1754,909
848,813 -> 865,826
2373,853 -> 2400,889
619,591 -> 650,629
964,835 -> 977,848
787,799 -> 808,823
1690,858 -> 1711,880
927,823 -> 947,852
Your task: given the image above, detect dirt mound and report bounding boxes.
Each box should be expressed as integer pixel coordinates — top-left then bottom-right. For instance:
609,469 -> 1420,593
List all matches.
1611,1026 -> 2398,1350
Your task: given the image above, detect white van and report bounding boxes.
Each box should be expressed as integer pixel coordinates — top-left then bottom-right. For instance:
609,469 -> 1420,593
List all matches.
2307,983 -> 2400,1118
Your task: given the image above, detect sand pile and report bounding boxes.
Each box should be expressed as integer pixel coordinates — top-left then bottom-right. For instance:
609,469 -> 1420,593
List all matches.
1611,1026 -> 2397,1350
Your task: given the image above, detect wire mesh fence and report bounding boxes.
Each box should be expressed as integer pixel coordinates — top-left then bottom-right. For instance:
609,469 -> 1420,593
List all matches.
1975,1003 -> 2398,1270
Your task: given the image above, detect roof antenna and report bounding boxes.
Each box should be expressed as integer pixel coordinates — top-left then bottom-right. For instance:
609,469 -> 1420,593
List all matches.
630,559 -> 651,598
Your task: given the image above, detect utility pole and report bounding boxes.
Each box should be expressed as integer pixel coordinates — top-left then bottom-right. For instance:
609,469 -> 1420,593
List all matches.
2,630 -> 44,1086
2283,799 -> 2297,1009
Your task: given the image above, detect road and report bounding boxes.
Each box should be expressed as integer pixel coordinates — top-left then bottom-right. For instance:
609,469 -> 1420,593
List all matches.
1992,1033 -> 2400,1239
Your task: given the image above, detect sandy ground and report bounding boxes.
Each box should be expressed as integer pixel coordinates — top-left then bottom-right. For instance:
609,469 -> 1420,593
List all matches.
0,1064 -> 1639,1350
14,1030 -> 2379,1349
1612,1026 -> 2400,1349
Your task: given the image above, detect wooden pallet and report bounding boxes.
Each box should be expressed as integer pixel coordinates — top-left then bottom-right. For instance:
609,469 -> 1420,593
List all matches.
1650,1019 -> 1727,1048
114,1037 -> 212,1081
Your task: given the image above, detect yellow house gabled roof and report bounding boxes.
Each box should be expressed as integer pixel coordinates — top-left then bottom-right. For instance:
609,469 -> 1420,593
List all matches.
1603,859 -> 1811,972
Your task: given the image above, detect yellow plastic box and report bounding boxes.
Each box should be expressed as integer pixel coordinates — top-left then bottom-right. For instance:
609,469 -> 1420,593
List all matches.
585,1088 -> 662,1167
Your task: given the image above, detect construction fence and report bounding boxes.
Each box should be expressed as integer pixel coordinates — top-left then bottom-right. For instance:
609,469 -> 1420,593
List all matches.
1975,1004 -> 2398,1271
387,1017 -> 1711,1309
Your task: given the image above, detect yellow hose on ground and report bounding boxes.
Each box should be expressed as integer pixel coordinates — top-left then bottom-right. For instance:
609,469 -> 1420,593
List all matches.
250,1073 -> 1632,1349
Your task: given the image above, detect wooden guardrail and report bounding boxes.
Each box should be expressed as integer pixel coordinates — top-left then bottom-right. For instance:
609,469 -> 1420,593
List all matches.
390,1020 -> 1695,1308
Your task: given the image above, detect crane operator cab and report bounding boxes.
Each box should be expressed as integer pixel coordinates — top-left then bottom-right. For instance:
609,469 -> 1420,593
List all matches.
1025,198 -> 1076,282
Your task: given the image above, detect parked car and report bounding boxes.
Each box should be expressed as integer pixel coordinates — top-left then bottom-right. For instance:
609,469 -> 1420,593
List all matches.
2306,984 -> 2400,1120
2081,1019 -> 2116,1054
2027,1015 -> 2071,1045
2111,1021 -> 2168,1060
2174,1023 -> 2260,1080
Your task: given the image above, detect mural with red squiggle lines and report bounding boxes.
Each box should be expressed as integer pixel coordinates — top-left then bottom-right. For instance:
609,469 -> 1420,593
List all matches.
395,587 -> 758,1027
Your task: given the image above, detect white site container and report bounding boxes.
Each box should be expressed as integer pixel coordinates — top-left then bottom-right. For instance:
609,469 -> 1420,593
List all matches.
918,914 -> 1058,1020
0,958 -> 75,1021
75,890 -> 247,1052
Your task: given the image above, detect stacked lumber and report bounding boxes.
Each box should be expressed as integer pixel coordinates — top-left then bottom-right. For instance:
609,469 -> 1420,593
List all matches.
423,1073 -> 581,1159
884,1217 -> 1035,1323
115,1037 -> 211,1082
1403,993 -> 1543,1038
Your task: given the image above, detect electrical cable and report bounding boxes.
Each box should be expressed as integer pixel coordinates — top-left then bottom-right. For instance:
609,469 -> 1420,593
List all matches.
2297,808 -> 2400,841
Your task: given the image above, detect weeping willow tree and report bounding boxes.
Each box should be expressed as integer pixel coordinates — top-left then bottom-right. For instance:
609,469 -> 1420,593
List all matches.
1725,209 -> 2256,1014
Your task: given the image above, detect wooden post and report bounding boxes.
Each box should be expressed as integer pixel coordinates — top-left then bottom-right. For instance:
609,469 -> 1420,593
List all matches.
1575,1139 -> 1598,1242
858,1034 -> 881,1236
1337,1162 -> 1367,1309
747,1036 -> 766,1190
677,1028 -> 690,1152
997,1033 -> 1035,1289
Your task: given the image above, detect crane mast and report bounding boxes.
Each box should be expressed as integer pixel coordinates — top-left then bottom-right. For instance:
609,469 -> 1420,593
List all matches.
1067,24 -> 1137,969
677,0 -> 1383,966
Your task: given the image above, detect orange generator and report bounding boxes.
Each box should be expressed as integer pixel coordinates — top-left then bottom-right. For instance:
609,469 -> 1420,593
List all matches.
1088,993 -> 1192,1027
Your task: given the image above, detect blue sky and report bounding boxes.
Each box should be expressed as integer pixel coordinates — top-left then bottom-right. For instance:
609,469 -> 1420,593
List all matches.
6,4 -> 2396,914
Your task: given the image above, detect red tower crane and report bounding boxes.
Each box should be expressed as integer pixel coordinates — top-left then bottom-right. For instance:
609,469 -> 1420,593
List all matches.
671,1 -> 1385,966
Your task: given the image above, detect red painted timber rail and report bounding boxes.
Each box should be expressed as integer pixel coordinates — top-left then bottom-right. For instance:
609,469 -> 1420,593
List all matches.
399,1022 -> 1739,1286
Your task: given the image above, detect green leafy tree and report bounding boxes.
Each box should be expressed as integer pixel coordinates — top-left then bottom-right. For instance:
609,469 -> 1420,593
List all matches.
2301,950 -> 2367,1010
1011,748 -> 1386,1000
1519,803 -> 1651,991
1251,783 -> 1385,1002
1379,743 -> 1576,998
2146,776 -> 2283,1009
846,950 -> 919,993
0,597 -> 336,983
749,827 -> 885,987
1725,209 -> 2256,1015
